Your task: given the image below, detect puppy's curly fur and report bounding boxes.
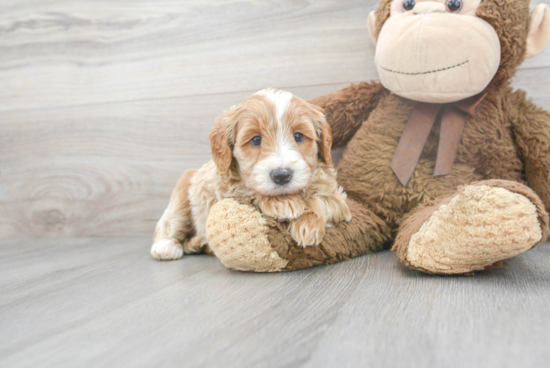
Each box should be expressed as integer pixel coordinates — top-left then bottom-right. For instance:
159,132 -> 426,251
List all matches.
151,89 -> 351,260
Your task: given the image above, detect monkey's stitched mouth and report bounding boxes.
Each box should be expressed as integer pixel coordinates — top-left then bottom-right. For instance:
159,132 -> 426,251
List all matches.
380,60 -> 470,76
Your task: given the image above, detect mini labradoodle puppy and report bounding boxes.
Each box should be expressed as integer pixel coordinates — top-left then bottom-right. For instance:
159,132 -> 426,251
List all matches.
151,89 -> 351,260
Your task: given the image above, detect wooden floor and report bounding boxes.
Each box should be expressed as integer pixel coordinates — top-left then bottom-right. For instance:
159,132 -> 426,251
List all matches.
1,237 -> 549,368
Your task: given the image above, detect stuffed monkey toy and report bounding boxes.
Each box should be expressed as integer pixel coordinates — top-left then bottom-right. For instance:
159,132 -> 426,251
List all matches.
203,0 -> 550,274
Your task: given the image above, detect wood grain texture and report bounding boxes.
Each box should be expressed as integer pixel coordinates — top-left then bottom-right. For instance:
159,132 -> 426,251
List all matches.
0,237 -> 549,368
1,0 -> 550,237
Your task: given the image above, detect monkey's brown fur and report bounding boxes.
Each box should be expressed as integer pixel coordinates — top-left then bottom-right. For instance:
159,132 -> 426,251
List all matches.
206,0 -> 550,274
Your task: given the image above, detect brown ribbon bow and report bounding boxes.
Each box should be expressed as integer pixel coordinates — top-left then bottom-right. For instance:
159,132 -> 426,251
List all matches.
390,93 -> 486,186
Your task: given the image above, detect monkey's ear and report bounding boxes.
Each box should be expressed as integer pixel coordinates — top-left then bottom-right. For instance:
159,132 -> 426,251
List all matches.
367,11 -> 378,46
526,4 -> 550,59
209,114 -> 234,174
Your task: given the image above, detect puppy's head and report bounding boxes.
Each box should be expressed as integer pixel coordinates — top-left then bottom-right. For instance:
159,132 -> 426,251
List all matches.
209,89 -> 332,196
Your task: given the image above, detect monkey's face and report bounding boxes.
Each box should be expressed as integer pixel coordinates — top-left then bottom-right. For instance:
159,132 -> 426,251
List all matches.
373,0 -> 500,103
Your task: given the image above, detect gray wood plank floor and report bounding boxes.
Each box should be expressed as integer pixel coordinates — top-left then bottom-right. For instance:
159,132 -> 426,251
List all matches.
1,237 -> 549,368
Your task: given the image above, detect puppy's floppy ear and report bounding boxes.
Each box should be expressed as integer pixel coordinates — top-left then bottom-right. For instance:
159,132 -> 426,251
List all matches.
209,109 -> 236,174
310,104 -> 333,166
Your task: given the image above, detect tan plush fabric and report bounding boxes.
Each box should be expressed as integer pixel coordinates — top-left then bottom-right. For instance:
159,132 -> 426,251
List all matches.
375,10 -> 501,103
374,0 -> 535,93
393,180 -> 550,274
526,5 -> 550,58
406,185 -> 542,274
206,199 -> 288,272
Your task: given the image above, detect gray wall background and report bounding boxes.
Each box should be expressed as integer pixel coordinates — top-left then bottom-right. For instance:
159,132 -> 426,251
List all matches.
1,0 -> 549,238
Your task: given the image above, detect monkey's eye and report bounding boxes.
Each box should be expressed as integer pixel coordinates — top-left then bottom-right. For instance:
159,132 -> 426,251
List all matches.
294,133 -> 305,143
446,0 -> 462,12
403,0 -> 415,11
250,136 -> 262,146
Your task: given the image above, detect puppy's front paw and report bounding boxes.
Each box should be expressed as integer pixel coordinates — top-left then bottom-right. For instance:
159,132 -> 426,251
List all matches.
151,238 -> 184,260
258,196 -> 305,220
341,204 -> 352,223
290,212 -> 326,247
331,191 -> 352,223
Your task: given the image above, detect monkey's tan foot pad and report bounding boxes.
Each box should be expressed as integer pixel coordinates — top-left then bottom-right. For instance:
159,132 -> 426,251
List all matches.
403,185 -> 544,274
206,199 -> 288,272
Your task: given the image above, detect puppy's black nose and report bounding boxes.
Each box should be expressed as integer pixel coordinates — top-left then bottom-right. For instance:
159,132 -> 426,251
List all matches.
270,168 -> 293,185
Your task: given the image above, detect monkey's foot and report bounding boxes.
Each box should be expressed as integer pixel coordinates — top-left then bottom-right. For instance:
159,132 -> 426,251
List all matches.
394,181 -> 548,274
206,199 -> 289,272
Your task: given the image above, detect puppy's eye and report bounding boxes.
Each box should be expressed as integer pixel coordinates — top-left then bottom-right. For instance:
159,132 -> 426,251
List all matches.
250,136 -> 262,146
294,133 -> 305,143
403,0 -> 415,11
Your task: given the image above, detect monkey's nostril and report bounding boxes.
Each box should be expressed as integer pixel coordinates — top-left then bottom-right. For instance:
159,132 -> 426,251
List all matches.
270,168 -> 293,185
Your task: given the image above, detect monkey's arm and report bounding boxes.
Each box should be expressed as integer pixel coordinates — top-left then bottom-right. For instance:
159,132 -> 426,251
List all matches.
310,81 -> 388,149
509,90 -> 550,212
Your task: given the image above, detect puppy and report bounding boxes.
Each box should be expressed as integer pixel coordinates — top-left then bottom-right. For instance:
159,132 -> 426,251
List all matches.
151,89 -> 351,260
